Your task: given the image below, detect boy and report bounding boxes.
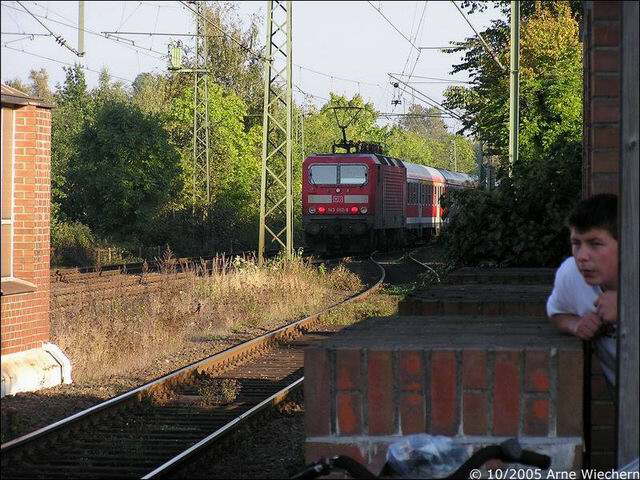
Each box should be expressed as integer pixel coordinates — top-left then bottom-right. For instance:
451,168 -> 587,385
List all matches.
546,194 -> 618,385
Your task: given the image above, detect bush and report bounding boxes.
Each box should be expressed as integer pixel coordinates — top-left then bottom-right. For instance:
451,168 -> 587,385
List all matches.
51,221 -> 97,267
440,156 -> 579,268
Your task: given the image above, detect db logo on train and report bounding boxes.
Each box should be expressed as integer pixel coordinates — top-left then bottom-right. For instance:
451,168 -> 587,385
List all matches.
332,195 -> 344,203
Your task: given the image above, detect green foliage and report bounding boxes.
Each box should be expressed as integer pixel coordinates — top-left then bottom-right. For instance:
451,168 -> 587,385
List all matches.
166,81 -> 262,211
399,104 -> 448,140
440,4 -> 583,267
62,98 -> 182,238
51,220 -> 97,267
11,8 -> 485,268
51,65 -> 94,221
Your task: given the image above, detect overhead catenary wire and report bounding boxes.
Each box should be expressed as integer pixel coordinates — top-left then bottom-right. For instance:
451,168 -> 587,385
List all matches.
2,33 -> 52,45
2,2 -> 167,59
450,0 -> 506,72
177,0 -> 269,62
366,1 -> 420,52
403,1 -> 428,102
391,1 -> 428,113
2,44 -> 135,84
1,31 -> 52,35
389,75 -> 463,120
15,0 -> 83,56
389,72 -> 473,83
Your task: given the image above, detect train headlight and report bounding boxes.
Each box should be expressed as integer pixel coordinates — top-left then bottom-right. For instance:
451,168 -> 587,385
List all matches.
349,206 -> 359,214
308,207 -> 316,214
359,207 -> 368,214
317,206 -> 326,214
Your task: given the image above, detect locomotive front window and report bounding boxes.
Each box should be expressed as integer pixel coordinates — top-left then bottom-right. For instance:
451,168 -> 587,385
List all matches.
310,165 -> 338,184
339,165 -> 367,185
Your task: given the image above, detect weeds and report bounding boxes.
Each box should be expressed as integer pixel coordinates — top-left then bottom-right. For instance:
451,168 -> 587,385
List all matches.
51,251 -> 362,383
197,376 -> 242,407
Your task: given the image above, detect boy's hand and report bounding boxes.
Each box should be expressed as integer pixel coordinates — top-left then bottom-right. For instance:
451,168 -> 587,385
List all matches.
573,312 -> 603,340
595,291 -> 618,324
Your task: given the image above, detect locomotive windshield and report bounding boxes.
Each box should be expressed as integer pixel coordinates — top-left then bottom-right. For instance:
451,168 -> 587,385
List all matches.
310,165 -> 338,184
309,164 -> 367,185
339,165 -> 367,185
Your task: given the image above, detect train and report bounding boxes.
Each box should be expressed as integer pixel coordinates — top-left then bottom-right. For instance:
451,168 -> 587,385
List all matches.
301,148 -> 476,253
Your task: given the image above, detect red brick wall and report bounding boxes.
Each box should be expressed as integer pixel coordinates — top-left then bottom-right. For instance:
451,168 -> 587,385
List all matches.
584,0 -> 622,196
582,1 -> 621,469
307,347 -> 583,440
1,103 -> 52,355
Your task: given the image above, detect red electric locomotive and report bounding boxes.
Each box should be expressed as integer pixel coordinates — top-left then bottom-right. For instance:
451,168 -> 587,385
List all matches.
301,147 -> 476,253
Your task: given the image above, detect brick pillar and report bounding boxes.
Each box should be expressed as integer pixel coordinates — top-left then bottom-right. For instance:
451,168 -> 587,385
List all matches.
1,104 -> 52,354
305,316 -> 584,475
584,0 -> 622,196
581,1 -> 621,467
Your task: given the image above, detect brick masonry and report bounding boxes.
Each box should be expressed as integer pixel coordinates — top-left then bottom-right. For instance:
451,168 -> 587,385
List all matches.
1,102 -> 52,355
582,2 -> 621,468
305,314 -> 584,473
583,0 -> 622,196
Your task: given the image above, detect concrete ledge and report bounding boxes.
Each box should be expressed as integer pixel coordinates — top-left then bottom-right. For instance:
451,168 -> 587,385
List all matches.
1,344 -> 73,397
444,268 -> 555,285
399,284 -> 552,316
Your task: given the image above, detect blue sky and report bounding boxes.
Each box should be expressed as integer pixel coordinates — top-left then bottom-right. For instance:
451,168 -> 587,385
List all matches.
1,1 -> 504,130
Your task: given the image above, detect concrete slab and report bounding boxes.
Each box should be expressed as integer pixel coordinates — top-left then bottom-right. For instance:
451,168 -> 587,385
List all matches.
316,315 -> 580,350
399,284 -> 552,316
445,267 -> 555,285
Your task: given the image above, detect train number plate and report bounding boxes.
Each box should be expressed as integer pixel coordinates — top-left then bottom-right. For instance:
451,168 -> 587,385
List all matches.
332,195 -> 344,203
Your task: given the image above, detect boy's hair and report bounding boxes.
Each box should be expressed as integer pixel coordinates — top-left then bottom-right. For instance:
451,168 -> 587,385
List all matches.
568,193 -> 618,240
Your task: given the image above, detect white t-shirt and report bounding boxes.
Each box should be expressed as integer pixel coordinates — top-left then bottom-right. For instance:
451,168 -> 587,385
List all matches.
546,257 -> 617,385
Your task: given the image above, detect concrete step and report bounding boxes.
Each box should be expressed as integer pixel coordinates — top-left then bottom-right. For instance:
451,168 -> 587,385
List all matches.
399,283 -> 552,316
320,314 -> 574,349
444,267 -> 555,285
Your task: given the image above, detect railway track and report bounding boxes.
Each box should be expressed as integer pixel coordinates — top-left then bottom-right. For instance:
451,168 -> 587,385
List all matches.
1,255 -> 387,479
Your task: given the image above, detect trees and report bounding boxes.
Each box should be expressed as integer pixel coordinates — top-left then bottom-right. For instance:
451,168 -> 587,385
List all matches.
64,99 -> 182,238
440,2 -> 584,267
398,104 -> 448,140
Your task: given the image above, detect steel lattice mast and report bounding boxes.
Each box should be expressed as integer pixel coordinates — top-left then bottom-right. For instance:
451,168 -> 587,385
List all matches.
192,1 -> 211,206
258,0 -> 293,264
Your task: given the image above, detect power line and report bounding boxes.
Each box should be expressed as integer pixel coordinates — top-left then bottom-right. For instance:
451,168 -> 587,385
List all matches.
450,0 -> 506,72
404,2 -> 428,100
389,72 -> 473,83
295,64 -> 382,89
2,44 -> 135,84
1,31 -> 52,35
366,1 -> 420,52
177,0 -> 268,62
2,2 -> 167,59
102,31 -> 207,37
389,74 -> 463,120
16,0 -> 83,56
378,112 -> 456,118
117,1 -> 143,31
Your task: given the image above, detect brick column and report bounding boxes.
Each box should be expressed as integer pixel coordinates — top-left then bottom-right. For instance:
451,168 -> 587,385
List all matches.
1,104 -> 52,354
305,316 -> 584,475
584,0 -> 622,196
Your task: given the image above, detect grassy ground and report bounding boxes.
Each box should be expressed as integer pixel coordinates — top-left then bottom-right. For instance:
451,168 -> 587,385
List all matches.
51,253 -> 363,383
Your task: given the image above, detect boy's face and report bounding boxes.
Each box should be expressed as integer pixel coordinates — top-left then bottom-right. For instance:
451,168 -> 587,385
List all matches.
570,227 -> 619,289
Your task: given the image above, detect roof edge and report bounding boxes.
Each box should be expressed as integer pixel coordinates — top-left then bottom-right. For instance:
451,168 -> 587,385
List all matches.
1,93 -> 54,109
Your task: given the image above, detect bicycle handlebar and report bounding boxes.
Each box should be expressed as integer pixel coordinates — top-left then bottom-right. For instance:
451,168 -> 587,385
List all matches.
291,455 -> 375,480
292,439 -> 551,479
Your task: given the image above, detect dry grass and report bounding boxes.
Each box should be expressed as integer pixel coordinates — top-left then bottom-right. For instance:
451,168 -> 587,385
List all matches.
51,252 -> 362,383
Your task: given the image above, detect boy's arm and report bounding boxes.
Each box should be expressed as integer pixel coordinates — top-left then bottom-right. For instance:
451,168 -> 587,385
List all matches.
550,312 -> 603,340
